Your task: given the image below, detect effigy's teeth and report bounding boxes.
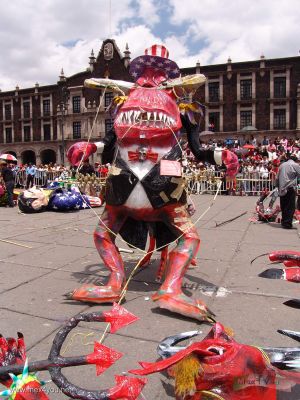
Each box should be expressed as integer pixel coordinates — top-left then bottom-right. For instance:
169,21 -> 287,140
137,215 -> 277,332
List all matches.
134,110 -> 139,121
128,110 -> 134,122
159,112 -> 163,121
153,111 -> 157,121
147,112 -> 151,121
163,114 -> 167,124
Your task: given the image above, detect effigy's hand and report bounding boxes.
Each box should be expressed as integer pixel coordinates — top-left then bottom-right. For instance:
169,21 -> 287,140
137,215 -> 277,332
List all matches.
67,142 -> 97,166
222,150 -> 239,177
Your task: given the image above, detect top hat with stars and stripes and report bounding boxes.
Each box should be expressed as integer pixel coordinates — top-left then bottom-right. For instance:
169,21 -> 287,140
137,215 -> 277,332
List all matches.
129,44 -> 181,81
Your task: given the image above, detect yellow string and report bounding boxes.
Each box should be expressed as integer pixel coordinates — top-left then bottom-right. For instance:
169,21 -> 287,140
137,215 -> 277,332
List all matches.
61,332 -> 95,355
198,390 -> 226,400
252,346 -> 271,365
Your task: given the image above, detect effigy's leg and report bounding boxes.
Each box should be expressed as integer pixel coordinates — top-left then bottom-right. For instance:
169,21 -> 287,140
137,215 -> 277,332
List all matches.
152,204 -> 215,321
66,206 -> 126,303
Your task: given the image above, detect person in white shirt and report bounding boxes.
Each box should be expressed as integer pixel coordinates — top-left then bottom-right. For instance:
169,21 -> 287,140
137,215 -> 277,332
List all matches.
259,164 -> 269,179
268,148 -> 277,161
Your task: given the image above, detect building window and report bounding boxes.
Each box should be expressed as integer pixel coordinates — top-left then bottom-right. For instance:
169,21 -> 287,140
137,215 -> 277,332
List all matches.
4,104 -> 12,120
240,110 -> 252,129
23,100 -> 30,119
105,92 -> 114,108
240,79 -> 252,100
73,121 -> 81,139
43,124 -> 51,141
105,119 -> 113,134
274,77 -> 286,98
72,96 -> 81,113
43,99 -> 51,116
274,109 -> 286,129
208,112 -> 220,132
24,125 -> 31,142
5,127 -> 12,143
208,82 -> 219,102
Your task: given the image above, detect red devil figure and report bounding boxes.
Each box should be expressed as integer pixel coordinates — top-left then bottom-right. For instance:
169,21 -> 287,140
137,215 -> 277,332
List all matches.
66,44 -> 239,322
130,323 -> 300,399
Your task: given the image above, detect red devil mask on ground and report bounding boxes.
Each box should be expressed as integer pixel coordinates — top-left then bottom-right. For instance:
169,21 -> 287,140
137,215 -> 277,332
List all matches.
130,323 -> 300,400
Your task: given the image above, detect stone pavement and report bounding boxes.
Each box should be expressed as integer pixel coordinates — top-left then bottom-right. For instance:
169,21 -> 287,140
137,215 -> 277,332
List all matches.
0,194 -> 299,399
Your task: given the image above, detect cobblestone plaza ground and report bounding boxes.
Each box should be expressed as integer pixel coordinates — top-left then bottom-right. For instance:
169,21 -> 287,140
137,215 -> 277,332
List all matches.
0,194 -> 299,399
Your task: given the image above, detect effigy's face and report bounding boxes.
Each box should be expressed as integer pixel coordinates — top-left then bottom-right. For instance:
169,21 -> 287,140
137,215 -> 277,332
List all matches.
114,67 -> 181,140
23,188 -> 49,209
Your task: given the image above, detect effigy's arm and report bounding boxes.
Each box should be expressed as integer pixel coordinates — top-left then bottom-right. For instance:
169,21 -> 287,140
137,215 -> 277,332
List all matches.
182,114 -> 239,176
101,128 -> 117,165
181,114 -> 220,165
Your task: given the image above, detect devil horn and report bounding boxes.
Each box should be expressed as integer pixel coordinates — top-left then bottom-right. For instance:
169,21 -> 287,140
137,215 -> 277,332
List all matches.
278,330 -> 300,343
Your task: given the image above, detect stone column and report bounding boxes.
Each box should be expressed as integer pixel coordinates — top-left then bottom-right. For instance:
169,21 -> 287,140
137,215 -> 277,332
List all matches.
286,101 -> 290,130
252,103 -> 256,129
220,104 -> 224,132
237,103 -> 240,131
237,73 -> 241,101
286,68 -> 290,97
270,103 -> 274,130
270,70 -> 274,98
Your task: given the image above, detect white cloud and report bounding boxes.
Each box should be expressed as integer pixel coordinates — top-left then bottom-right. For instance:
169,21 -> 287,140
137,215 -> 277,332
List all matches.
114,24 -> 164,59
135,0 -> 161,26
0,0 -> 135,90
168,0 -> 300,63
0,0 -> 299,90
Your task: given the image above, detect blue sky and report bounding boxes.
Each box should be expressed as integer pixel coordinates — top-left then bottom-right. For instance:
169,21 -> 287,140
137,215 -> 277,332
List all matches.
0,0 -> 299,90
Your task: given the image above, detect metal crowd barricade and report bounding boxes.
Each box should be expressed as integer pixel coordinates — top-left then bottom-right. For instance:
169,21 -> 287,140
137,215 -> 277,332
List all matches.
187,170 -> 276,195
15,170 -> 62,188
14,170 -> 107,190
15,168 -> 276,195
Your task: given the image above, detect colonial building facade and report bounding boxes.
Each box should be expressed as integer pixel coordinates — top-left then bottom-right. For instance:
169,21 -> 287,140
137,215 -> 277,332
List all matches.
0,38 -> 300,164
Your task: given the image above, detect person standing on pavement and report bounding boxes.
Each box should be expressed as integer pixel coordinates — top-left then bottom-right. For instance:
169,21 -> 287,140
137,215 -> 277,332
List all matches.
25,163 -> 36,189
79,160 -> 95,176
0,161 -> 15,207
275,154 -> 300,229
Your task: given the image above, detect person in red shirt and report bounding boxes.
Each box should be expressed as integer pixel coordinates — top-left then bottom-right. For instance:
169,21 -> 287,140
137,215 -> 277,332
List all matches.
99,164 -> 109,178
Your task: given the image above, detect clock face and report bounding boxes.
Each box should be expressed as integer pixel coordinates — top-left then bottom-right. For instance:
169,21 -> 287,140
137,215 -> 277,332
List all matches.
104,43 -> 114,60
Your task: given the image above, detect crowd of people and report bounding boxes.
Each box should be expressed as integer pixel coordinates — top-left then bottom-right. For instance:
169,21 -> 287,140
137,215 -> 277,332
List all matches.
4,161 -> 111,189
1,136 -> 300,223
184,135 -> 300,189
0,160 -> 111,208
